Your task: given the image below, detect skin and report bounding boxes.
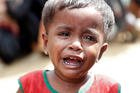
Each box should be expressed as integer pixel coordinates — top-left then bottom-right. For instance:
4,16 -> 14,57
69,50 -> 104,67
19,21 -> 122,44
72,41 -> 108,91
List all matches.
17,7 -> 108,93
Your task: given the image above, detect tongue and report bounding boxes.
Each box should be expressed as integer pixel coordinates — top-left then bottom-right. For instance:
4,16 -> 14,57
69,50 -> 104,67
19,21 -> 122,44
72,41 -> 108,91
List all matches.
66,59 -> 79,63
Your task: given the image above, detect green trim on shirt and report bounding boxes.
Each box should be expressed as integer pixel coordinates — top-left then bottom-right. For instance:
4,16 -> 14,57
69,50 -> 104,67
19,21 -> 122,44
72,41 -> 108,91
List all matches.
118,83 -> 121,93
43,70 -> 59,93
43,70 -> 94,93
77,75 -> 94,93
18,79 -> 24,93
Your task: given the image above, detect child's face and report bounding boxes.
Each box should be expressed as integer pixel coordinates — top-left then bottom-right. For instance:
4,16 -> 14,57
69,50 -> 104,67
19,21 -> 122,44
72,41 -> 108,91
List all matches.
43,7 -> 107,80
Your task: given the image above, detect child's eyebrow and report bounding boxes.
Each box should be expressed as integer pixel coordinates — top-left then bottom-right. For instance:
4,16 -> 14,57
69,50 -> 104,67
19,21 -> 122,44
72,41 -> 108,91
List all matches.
56,25 -> 72,31
86,28 -> 99,37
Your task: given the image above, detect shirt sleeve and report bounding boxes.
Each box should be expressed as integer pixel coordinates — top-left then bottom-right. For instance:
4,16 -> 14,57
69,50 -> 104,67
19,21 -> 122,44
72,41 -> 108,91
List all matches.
18,78 -> 24,93
17,70 -> 43,93
109,83 -> 121,93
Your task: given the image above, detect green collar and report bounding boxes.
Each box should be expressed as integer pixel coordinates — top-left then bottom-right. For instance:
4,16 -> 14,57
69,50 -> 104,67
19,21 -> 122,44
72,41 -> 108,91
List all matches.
43,70 -> 94,93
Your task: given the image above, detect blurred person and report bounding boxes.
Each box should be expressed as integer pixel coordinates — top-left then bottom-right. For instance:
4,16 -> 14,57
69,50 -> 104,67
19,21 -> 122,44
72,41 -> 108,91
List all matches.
121,0 -> 140,41
129,0 -> 140,25
105,0 -> 139,42
0,0 -> 20,63
104,0 -> 127,41
105,0 -> 126,31
17,0 -> 121,93
0,0 -> 47,63
129,0 -> 140,38
6,0 -> 47,53
130,0 -> 140,18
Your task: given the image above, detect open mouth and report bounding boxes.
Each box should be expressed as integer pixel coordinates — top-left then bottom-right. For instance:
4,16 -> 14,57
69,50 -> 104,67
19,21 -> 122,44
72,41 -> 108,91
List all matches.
63,56 -> 83,67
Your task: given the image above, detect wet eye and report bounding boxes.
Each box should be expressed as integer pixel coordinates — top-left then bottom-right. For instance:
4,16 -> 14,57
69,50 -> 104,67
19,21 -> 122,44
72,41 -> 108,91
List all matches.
83,35 -> 97,43
58,32 -> 70,37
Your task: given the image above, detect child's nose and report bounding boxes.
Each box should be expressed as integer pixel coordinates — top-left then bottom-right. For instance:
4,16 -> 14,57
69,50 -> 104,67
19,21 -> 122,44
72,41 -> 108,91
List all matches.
69,40 -> 83,52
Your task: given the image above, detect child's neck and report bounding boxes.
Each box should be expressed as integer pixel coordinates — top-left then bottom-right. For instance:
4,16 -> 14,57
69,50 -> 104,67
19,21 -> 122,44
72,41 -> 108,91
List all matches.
47,70 -> 91,93
54,70 -> 89,84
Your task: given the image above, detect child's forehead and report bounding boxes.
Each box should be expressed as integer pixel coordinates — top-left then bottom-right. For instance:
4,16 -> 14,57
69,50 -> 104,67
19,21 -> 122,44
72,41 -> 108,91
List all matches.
53,7 -> 103,26
65,7 -> 98,14
57,7 -> 101,17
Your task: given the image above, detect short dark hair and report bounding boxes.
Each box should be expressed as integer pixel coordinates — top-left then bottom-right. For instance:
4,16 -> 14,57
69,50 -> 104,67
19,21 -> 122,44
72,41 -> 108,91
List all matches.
42,0 -> 115,39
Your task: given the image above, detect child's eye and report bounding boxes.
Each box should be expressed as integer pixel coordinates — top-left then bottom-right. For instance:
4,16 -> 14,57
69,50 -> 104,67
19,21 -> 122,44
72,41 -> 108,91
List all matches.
58,32 -> 70,37
83,35 -> 97,43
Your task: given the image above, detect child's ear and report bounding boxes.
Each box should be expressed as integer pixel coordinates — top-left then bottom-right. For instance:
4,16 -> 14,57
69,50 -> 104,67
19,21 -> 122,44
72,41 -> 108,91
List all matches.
42,32 -> 48,55
98,43 -> 108,60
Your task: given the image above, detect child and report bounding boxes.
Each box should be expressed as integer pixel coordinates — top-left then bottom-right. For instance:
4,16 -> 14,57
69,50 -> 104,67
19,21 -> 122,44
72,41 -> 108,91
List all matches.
17,0 -> 121,93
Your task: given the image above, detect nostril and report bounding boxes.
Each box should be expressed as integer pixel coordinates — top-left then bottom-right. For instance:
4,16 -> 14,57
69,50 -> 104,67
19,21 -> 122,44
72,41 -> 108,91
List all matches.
69,41 -> 83,52
69,47 -> 73,50
69,46 -> 82,52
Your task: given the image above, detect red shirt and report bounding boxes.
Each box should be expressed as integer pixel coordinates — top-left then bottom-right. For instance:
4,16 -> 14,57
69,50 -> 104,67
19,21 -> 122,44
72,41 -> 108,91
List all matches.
18,70 -> 121,93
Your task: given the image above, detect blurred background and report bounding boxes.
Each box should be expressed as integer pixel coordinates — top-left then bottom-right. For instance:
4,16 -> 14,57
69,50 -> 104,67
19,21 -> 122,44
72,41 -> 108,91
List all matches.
0,0 -> 140,93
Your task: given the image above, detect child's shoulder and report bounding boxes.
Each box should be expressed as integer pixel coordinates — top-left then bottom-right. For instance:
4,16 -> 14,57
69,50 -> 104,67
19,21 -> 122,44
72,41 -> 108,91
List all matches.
18,70 -> 50,93
92,74 -> 121,93
19,70 -> 50,82
19,70 -> 45,86
94,74 -> 118,85
20,70 -> 44,79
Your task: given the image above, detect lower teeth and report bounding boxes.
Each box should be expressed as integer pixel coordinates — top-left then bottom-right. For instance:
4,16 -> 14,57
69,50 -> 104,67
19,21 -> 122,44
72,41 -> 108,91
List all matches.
65,61 -> 70,65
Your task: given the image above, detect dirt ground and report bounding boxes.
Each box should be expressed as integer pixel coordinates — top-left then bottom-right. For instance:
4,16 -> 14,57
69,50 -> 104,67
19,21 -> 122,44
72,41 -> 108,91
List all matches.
0,39 -> 140,93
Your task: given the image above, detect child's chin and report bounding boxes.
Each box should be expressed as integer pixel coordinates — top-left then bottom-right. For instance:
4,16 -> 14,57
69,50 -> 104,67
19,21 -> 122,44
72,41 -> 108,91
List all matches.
63,71 -> 85,79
